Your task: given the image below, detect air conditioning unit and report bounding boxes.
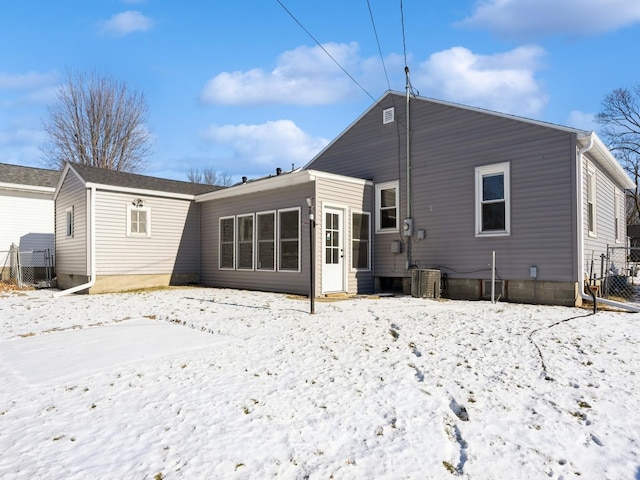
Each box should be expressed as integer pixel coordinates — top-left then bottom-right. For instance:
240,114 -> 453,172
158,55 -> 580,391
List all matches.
411,269 -> 441,299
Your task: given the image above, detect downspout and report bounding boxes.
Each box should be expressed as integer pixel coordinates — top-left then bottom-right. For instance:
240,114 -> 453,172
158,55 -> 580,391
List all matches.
576,135 -> 640,312
405,67 -> 412,270
54,186 -> 96,297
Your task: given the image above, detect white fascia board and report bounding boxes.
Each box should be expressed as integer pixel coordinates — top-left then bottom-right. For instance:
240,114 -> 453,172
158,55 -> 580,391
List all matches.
195,169 -> 371,203
84,182 -> 196,200
0,182 -> 55,194
578,132 -> 636,190
196,170 -> 315,202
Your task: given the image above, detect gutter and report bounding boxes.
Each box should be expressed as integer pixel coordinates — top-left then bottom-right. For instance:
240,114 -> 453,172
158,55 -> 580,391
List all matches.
54,186 -> 96,297
576,134 -> 640,312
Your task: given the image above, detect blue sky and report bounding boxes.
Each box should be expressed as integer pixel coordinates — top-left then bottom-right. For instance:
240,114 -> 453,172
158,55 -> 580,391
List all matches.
1,0 -> 640,182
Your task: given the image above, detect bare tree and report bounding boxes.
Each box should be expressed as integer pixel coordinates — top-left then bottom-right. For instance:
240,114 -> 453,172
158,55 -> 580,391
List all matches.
41,69 -> 152,172
595,84 -> 640,224
187,167 -> 233,186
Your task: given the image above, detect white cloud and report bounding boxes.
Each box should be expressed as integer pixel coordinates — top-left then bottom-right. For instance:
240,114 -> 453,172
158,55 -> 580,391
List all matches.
413,45 -> 548,116
566,110 -> 597,131
0,71 -> 58,90
100,11 -> 153,37
201,43 -> 364,106
200,120 -> 329,173
457,0 -> 640,39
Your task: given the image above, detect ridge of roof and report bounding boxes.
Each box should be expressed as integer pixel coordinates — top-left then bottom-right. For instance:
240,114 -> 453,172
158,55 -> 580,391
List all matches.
0,163 -> 60,188
69,163 -> 223,196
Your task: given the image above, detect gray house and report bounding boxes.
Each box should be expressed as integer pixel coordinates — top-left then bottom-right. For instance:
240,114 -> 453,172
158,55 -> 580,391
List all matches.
305,91 -> 635,306
54,163 -> 220,294
53,92 -> 634,307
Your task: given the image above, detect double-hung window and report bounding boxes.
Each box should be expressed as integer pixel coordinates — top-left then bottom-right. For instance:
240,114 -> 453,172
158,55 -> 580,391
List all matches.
237,214 -> 254,269
219,216 -> 235,269
475,162 -> 510,236
587,167 -> 596,236
257,211 -> 275,270
352,212 -> 370,270
375,181 -> 399,233
278,208 -> 300,271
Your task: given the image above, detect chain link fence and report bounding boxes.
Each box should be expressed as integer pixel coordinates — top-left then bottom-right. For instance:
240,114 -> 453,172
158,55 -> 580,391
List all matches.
592,246 -> 640,305
0,245 -> 54,289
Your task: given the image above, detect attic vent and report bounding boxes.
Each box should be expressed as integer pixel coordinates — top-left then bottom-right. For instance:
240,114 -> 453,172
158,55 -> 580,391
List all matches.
383,107 -> 395,124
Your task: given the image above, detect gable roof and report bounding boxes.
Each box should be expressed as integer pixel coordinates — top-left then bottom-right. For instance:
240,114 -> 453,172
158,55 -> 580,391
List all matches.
0,163 -> 60,192
57,163 -> 222,199
304,90 -> 635,190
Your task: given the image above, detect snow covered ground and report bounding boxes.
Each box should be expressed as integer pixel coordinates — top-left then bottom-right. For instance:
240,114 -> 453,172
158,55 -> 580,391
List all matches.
0,287 -> 638,479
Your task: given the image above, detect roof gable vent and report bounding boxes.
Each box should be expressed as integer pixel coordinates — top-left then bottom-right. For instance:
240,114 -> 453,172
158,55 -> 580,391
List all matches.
383,107 -> 395,124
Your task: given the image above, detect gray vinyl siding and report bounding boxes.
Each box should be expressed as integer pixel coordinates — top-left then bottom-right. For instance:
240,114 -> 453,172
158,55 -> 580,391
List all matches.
316,176 -> 374,293
309,95 -> 579,283
55,172 -> 88,275
583,156 -> 621,275
200,182 -> 314,295
94,190 -> 199,275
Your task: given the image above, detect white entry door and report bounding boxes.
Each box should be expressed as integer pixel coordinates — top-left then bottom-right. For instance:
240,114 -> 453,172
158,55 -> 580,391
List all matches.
322,207 -> 345,293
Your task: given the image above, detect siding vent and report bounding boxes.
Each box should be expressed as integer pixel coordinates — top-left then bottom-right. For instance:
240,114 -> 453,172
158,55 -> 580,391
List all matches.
383,107 -> 395,124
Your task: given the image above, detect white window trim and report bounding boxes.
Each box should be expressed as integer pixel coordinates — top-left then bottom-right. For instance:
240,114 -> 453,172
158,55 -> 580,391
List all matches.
277,207 -> 301,273
126,205 -> 151,237
475,162 -> 511,237
236,213 -> 255,270
351,210 -> 371,272
219,215 -> 235,270
256,210 -> 276,271
65,206 -> 74,238
375,180 -> 399,234
587,166 -> 597,238
614,188 -> 620,243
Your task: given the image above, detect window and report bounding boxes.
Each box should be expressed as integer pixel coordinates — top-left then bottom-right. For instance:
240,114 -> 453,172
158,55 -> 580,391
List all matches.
237,214 -> 254,269
475,162 -> 510,236
587,167 -> 596,236
278,208 -> 300,271
127,206 -> 150,236
65,206 -> 74,238
375,181 -> 399,233
219,216 -> 235,269
352,212 -> 370,270
257,212 -> 275,270
614,188 -> 620,243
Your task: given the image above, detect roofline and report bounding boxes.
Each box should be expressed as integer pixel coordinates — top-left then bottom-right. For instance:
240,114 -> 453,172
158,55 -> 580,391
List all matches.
578,132 -> 636,190
196,169 -> 371,202
0,182 -> 55,194
304,90 -> 635,190
54,163 -> 200,201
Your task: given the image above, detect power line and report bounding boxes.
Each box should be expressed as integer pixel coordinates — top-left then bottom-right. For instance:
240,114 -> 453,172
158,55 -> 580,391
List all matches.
366,0 -> 391,92
275,0 -> 376,102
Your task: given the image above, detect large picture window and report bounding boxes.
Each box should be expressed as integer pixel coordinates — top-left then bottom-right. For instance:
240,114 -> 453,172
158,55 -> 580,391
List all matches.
278,208 -> 300,271
237,214 -> 254,269
257,211 -> 275,270
352,212 -> 370,270
219,216 -> 235,269
475,163 -> 510,236
375,181 -> 399,233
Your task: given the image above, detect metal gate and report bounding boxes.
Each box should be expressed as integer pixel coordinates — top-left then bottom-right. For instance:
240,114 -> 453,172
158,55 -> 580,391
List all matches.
0,245 -> 54,289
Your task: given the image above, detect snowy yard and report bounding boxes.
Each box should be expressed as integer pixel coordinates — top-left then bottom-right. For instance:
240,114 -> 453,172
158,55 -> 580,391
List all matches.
0,287 -> 638,479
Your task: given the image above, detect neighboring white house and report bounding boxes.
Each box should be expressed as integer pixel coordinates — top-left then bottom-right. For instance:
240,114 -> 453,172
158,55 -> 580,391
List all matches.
0,163 -> 59,254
